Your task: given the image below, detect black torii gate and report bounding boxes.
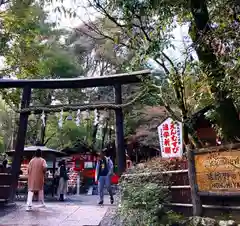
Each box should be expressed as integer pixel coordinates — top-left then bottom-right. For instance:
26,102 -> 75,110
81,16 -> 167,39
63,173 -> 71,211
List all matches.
0,70 -> 150,202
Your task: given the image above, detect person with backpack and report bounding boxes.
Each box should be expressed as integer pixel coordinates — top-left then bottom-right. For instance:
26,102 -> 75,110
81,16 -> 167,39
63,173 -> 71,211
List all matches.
95,150 -> 114,205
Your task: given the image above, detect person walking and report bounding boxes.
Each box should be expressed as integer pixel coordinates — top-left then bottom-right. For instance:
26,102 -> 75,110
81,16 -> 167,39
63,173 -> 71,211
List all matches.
95,150 -> 114,205
26,149 -> 47,211
57,160 -> 68,201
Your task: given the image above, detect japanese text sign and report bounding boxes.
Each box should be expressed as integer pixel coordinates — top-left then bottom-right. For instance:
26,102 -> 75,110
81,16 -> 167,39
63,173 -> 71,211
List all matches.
195,150 -> 240,192
157,117 -> 183,158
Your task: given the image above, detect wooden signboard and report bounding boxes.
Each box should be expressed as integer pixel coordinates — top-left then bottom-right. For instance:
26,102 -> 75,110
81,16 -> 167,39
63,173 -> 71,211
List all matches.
195,150 -> 240,192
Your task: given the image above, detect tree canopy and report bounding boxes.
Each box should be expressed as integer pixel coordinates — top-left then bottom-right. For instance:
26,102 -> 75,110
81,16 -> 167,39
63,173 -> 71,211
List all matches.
0,0 -> 240,153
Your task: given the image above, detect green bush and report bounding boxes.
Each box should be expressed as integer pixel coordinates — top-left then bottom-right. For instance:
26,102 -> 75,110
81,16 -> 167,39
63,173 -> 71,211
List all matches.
117,158 -> 183,226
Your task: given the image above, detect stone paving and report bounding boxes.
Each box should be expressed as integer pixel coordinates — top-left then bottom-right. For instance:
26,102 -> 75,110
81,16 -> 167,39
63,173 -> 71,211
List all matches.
0,195 -> 113,226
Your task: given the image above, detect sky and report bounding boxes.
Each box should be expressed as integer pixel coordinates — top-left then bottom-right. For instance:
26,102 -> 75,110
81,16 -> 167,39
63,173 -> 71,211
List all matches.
46,0 -> 98,29
47,0 -> 196,68
1,0 -> 196,76
47,0 -> 196,71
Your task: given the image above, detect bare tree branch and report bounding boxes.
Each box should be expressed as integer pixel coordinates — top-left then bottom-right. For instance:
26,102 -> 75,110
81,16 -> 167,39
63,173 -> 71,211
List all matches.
161,51 -> 179,75
154,58 -> 170,75
135,14 -> 152,42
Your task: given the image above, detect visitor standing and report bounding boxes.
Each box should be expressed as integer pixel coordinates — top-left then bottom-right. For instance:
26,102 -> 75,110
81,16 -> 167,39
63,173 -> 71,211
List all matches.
95,150 -> 114,205
57,160 -> 68,201
2,159 -> 8,169
26,149 -> 47,211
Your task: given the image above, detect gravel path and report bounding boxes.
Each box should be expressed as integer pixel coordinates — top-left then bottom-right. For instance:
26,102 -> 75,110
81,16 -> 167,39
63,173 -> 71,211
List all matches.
99,207 -> 123,226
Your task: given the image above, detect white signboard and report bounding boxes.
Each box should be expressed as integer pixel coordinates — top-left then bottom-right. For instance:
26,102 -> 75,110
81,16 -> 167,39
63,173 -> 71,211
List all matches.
84,161 -> 94,169
157,117 -> 183,158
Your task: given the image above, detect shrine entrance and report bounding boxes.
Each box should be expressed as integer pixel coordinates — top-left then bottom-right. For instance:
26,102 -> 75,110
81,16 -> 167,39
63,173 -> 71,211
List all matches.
0,70 -> 150,203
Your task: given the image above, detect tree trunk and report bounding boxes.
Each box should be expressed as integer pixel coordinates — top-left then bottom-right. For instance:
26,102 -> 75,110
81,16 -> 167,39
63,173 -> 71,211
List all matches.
92,123 -> 98,149
101,120 -> 108,149
190,0 -> 240,141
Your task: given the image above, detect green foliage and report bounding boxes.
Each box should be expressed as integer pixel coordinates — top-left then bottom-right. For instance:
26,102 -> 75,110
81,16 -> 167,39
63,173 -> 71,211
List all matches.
124,111 -> 143,136
0,1 -> 83,106
80,0 -> 240,142
45,116 -> 88,149
0,136 -> 5,153
1,4 -> 48,78
38,46 -> 83,79
0,0 -> 101,151
118,158 -> 183,226
44,112 -> 101,150
0,98 -> 15,152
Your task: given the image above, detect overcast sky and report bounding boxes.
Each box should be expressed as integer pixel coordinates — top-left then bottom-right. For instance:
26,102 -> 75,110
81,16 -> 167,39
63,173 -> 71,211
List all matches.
0,1 -> 196,75
47,0 -> 196,68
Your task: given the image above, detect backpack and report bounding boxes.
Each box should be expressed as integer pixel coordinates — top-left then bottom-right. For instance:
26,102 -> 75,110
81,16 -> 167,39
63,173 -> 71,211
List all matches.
98,157 -> 113,175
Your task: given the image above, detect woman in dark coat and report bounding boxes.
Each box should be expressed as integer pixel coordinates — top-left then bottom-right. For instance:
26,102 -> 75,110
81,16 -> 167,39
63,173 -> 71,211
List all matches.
57,160 -> 68,201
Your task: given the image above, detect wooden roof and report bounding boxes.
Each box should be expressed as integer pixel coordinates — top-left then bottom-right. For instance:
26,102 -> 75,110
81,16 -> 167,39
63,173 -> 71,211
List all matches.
6,146 -> 66,157
0,70 -> 150,89
186,105 -> 214,129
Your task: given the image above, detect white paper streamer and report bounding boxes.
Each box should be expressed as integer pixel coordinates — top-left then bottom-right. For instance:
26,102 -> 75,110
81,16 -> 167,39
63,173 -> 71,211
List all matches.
76,109 -> 81,126
40,111 -> 45,127
58,109 -> 63,128
93,109 -> 99,126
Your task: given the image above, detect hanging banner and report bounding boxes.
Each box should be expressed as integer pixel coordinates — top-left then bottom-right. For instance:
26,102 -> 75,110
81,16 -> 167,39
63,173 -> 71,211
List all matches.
157,117 -> 183,158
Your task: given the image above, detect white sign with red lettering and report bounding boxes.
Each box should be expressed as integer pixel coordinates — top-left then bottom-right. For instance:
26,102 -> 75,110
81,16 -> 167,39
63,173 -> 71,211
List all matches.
157,117 -> 183,158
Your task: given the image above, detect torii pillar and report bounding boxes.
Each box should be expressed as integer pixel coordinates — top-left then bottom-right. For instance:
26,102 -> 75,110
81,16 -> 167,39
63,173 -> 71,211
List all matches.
114,84 -> 126,175
10,86 -> 32,202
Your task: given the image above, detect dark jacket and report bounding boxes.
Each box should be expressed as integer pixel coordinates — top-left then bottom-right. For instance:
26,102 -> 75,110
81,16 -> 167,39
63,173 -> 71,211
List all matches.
95,157 -> 113,181
60,165 -> 69,181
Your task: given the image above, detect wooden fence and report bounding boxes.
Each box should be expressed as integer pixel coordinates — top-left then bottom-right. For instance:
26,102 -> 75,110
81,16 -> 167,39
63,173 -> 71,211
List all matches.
123,144 -> 240,217
186,143 -> 240,217
167,144 -> 240,217
0,170 -> 12,204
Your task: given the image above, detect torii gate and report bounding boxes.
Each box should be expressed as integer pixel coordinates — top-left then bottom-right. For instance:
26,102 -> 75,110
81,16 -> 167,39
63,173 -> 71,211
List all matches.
0,70 -> 150,202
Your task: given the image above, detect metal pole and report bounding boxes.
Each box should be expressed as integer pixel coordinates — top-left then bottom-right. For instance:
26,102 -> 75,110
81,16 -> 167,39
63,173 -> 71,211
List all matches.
114,84 -> 126,175
76,171 -> 81,195
9,86 -> 31,202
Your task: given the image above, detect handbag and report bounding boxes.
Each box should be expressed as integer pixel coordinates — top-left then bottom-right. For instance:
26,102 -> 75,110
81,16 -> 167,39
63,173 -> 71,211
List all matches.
64,172 -> 69,181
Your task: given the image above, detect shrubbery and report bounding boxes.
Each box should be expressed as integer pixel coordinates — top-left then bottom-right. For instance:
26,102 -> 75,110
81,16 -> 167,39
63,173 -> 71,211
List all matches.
117,158 -> 184,226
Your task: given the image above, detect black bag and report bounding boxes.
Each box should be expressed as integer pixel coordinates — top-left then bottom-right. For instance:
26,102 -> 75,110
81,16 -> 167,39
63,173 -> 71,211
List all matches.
64,172 -> 69,181
60,165 -> 69,181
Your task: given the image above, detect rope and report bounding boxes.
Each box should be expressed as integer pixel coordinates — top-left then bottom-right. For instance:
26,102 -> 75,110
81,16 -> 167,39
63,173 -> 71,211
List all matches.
17,88 -> 148,114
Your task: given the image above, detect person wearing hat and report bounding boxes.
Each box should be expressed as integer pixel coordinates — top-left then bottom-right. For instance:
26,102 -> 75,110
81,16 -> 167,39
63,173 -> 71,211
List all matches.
95,149 -> 114,205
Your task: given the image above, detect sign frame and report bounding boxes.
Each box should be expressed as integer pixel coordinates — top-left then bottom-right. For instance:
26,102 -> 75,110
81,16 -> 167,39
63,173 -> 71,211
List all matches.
157,117 -> 183,158
195,150 -> 240,193
187,143 -> 240,216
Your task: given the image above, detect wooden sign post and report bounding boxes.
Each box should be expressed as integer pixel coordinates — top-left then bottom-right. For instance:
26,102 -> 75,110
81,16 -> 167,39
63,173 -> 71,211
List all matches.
195,148 -> 240,195
187,143 -> 240,216
187,145 -> 202,216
